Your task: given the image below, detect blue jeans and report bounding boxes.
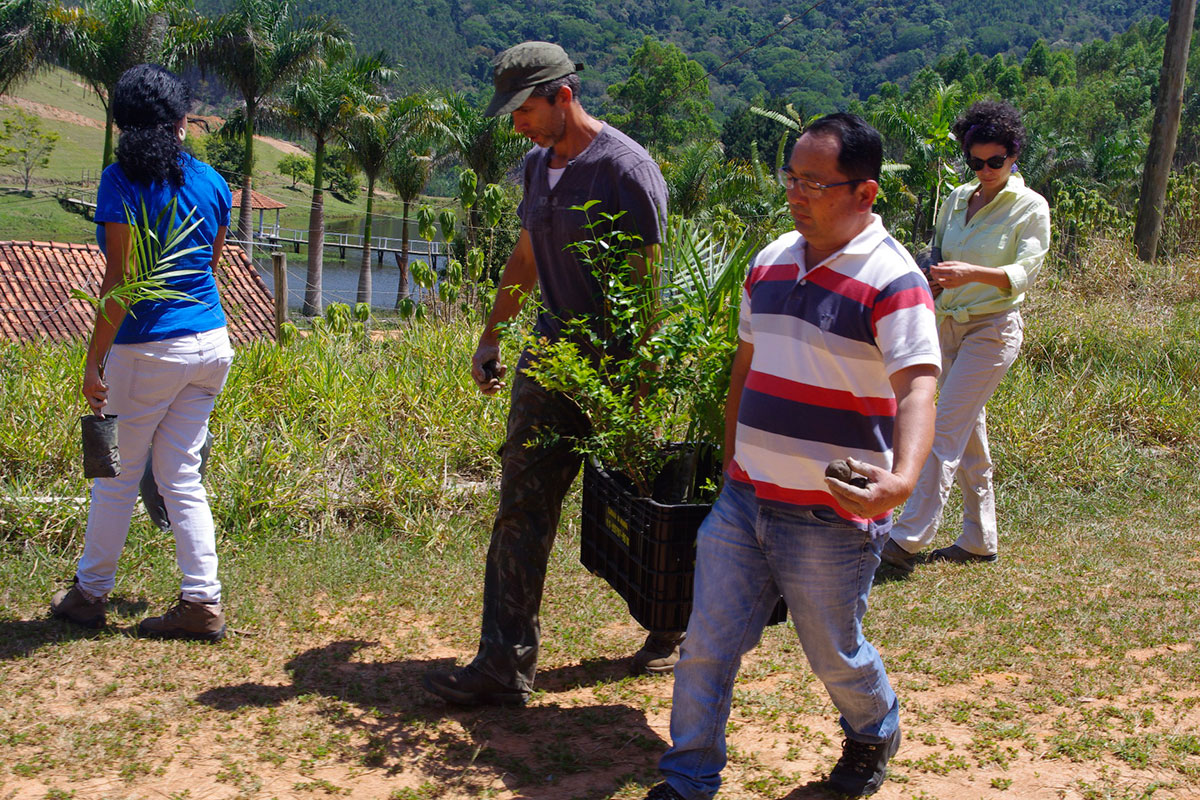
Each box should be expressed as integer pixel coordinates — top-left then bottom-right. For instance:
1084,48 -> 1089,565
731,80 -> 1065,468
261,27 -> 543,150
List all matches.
659,481 -> 899,799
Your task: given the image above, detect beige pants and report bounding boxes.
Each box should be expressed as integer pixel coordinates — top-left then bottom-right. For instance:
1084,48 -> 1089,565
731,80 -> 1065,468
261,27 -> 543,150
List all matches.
890,309 -> 1023,557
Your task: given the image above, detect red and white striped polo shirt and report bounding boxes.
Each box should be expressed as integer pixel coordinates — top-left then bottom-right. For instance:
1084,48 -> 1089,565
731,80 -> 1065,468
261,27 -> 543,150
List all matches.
728,215 -> 940,532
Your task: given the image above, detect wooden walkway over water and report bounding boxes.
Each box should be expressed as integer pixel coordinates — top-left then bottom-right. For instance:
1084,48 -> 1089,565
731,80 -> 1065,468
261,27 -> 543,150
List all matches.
53,201 -> 450,267
255,226 -> 450,264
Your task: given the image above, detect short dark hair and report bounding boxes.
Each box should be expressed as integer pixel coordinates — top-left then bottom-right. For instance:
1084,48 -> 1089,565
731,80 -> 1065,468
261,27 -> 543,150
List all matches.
803,113 -> 882,182
952,100 -> 1025,157
530,72 -> 581,104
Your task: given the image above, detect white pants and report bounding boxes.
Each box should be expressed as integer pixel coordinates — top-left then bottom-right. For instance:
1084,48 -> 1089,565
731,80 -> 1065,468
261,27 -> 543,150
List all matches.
77,328 -> 233,603
890,310 -> 1023,557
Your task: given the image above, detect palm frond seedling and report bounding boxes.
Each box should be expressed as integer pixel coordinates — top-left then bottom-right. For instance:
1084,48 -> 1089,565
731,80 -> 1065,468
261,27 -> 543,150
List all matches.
69,196 -> 205,478
71,196 -> 204,321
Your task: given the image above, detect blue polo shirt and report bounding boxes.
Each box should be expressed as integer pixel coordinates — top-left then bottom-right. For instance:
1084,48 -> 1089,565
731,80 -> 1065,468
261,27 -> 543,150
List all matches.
95,153 -> 232,344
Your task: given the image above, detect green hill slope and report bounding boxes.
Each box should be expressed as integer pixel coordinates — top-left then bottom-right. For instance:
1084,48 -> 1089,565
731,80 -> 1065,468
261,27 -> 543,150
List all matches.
199,0 -> 1171,114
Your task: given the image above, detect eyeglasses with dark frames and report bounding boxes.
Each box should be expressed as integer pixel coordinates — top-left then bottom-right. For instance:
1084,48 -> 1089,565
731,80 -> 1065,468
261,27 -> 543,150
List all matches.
964,154 -> 1010,171
777,168 -> 863,194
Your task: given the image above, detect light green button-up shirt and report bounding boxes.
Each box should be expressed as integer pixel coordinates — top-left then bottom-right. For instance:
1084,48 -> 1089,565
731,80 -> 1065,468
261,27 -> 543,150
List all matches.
933,173 -> 1051,322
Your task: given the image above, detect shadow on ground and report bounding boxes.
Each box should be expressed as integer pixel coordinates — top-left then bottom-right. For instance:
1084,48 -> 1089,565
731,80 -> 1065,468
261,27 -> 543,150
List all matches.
0,596 -> 152,660
780,783 -> 843,799
197,639 -> 666,798
872,563 -> 917,586
0,618 -> 99,660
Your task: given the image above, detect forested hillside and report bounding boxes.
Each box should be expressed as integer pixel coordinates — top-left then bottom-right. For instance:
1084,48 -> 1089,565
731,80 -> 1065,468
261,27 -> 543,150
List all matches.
195,0 -> 1172,115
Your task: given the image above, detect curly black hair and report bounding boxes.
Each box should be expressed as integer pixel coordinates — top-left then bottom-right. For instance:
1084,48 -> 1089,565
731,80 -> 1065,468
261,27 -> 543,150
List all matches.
952,100 -> 1025,158
112,64 -> 192,189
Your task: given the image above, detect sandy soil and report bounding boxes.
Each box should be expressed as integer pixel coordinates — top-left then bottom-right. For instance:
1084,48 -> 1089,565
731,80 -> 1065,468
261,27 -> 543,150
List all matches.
0,95 -> 103,129
0,97 -> 309,159
1,609 -> 1195,800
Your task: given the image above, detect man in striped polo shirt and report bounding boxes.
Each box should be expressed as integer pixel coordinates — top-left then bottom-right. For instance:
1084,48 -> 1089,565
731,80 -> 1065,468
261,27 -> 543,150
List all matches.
644,114 -> 941,800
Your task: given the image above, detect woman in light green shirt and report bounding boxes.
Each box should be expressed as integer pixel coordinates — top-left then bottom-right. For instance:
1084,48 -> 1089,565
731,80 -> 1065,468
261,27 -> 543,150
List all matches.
881,100 -> 1051,572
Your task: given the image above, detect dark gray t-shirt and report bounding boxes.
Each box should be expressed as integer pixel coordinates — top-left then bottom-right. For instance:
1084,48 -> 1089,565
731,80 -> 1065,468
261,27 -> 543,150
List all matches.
516,124 -> 668,352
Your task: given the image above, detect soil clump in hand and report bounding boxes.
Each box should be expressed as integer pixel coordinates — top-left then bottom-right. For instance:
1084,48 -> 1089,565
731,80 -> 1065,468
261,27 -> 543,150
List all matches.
825,458 -> 869,489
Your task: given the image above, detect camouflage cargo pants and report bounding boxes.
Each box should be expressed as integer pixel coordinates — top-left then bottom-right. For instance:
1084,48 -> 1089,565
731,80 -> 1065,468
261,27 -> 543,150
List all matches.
469,371 -> 590,692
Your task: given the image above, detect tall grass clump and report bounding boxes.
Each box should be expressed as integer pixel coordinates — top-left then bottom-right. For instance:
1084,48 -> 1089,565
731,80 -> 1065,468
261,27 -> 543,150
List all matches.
0,341 -> 92,550
2,203 -> 1198,556
209,320 -> 507,543
986,208 -> 1200,522
0,320 -> 509,552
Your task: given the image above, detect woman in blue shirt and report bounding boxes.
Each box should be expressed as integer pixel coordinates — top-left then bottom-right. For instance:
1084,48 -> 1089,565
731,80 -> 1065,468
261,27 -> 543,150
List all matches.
51,64 -> 235,641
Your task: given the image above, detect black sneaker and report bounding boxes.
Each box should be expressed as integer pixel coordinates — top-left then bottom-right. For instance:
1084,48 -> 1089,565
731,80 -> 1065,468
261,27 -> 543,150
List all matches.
929,544 -> 997,564
643,782 -> 686,800
826,728 -> 901,796
878,539 -> 918,574
422,665 -> 529,706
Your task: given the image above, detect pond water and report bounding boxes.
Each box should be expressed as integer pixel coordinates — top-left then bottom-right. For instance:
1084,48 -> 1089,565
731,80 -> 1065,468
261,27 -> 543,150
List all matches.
249,214 -> 443,311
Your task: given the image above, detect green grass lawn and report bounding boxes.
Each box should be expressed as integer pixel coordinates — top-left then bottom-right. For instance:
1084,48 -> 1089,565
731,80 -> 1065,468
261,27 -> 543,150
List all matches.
0,65 -> 432,244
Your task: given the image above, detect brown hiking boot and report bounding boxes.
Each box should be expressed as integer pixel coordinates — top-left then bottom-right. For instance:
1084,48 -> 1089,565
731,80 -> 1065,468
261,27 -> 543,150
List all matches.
631,631 -> 686,675
138,596 -> 226,642
49,579 -> 107,629
878,539 -> 919,575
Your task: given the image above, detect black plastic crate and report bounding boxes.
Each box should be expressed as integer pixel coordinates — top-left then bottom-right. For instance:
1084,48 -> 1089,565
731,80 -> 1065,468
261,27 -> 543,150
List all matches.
581,459 -> 787,632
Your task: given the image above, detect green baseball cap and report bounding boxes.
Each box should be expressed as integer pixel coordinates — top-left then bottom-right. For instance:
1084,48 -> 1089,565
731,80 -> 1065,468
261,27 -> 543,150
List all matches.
484,41 -> 583,117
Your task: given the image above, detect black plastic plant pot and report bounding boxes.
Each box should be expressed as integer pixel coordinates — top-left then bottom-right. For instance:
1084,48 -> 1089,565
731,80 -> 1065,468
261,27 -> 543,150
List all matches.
650,442 -> 717,504
140,432 -> 213,530
81,414 -> 121,479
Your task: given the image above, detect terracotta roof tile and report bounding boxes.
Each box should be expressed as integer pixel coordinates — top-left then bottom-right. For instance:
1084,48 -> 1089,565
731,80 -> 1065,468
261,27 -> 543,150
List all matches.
0,241 -> 275,344
230,189 -> 288,211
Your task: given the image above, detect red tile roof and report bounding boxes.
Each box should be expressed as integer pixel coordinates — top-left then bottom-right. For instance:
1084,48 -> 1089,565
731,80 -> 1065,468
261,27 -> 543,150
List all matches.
0,240 -> 276,344
230,188 -> 288,210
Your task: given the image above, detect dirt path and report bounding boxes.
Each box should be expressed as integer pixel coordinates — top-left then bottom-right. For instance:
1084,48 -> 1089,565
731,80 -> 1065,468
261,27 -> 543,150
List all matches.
1,608 -> 1194,800
0,95 -> 102,129
255,134 -> 308,157
0,97 -> 309,159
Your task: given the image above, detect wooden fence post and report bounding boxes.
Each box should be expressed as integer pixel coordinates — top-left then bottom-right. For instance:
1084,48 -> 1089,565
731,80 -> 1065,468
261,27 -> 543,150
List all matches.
272,251 -> 288,340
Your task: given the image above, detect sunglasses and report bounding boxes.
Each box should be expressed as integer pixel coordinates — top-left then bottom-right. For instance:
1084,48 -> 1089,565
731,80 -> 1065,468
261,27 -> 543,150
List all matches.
965,154 -> 1010,171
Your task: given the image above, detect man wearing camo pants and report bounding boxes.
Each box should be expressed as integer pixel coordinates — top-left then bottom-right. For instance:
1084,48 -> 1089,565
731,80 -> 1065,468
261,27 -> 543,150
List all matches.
422,41 -> 675,707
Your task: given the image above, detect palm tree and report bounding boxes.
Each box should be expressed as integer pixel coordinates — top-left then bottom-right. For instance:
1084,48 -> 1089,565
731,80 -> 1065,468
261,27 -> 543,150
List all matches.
442,92 -> 527,185
340,101 -> 394,305
869,79 -> 967,242
384,132 -> 436,306
0,0 -> 177,169
662,139 -> 768,219
276,50 -> 392,316
341,90 -> 449,305
171,0 -> 349,257
441,92 -> 527,246
747,103 -> 815,168
0,0 -> 61,94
